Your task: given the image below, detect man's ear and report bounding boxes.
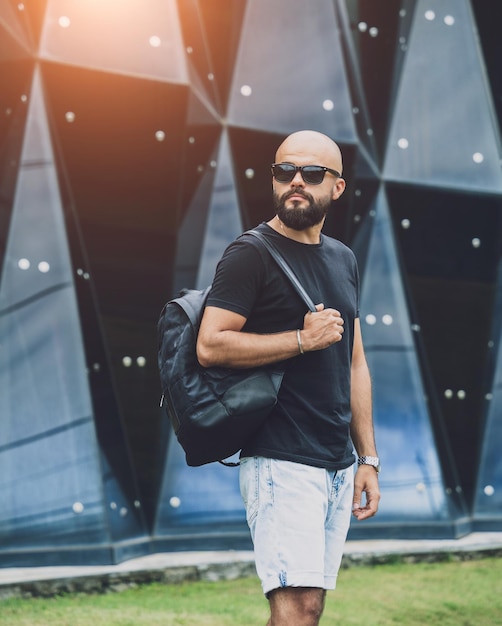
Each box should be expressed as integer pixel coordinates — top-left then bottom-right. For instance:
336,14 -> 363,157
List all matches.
332,177 -> 346,200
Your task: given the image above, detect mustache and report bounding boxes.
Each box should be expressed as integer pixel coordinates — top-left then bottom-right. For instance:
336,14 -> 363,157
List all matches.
282,187 -> 313,202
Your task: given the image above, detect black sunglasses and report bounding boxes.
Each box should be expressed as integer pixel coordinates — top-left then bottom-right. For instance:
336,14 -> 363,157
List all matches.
271,162 -> 341,185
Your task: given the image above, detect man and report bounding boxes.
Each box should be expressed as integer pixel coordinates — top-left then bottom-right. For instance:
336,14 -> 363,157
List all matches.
197,130 -> 380,626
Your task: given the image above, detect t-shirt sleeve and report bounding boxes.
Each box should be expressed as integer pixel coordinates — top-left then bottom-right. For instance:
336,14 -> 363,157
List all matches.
206,239 -> 265,319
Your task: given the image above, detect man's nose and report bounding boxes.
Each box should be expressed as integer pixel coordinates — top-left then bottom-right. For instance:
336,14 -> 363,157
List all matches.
291,170 -> 305,186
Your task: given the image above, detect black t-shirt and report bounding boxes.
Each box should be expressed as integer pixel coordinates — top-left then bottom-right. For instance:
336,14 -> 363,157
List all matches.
206,222 -> 359,470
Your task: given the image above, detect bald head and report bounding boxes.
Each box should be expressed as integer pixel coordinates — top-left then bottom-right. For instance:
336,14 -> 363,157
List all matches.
275,130 -> 343,175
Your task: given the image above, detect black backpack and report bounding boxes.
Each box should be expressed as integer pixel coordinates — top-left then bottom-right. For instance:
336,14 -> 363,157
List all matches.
157,230 -> 315,467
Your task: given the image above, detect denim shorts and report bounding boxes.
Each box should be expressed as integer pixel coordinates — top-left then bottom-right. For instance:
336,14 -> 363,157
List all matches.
239,457 -> 354,596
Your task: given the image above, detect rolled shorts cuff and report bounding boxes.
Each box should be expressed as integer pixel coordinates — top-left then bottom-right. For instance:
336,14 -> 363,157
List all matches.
262,572 -> 338,596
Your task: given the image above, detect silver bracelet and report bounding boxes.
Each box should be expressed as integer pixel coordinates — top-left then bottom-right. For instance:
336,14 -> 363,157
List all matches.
296,329 -> 304,355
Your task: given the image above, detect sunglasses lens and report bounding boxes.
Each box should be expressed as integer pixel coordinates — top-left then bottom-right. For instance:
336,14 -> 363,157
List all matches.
272,164 -> 327,184
273,164 -> 296,182
301,166 -> 325,184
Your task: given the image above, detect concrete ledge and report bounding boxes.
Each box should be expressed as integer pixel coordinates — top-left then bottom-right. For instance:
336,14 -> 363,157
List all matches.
1,533 -> 501,600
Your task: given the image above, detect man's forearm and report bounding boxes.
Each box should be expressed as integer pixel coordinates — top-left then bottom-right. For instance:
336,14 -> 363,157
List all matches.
350,359 -> 377,456
198,328 -> 301,369
197,304 -> 344,369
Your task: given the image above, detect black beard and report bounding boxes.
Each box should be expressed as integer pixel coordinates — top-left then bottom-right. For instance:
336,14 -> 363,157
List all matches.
274,188 -> 331,230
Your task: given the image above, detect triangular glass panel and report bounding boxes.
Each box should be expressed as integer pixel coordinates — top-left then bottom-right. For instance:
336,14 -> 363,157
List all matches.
384,0 -> 502,193
474,269 -> 502,530
0,68 -> 148,564
0,68 -> 110,554
196,129 -> 243,288
153,433 -> 246,549
39,0 -> 188,84
354,187 -> 468,537
227,0 -> 357,141
0,2 -> 33,53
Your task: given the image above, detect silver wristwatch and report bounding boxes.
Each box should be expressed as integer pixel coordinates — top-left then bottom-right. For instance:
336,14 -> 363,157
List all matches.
357,455 -> 381,473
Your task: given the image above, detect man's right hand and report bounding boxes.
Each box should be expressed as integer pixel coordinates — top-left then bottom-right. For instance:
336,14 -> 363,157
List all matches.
301,303 -> 344,351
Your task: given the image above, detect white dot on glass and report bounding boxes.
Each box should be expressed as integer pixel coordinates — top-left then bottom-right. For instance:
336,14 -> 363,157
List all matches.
365,314 -> 377,325
155,130 -> 166,142
186,46 -> 193,54
120,507 -> 128,517
65,111 -> 75,123
416,482 -> 426,493
18,258 -> 30,270
425,10 -> 435,21
444,389 -> 453,399
134,500 -> 141,508
21,94 -> 27,102
240,85 -> 252,97
399,9 -> 406,18
355,189 -> 362,197
472,238 -> 481,248
322,99 -> 334,111
188,136 -> 195,144
149,35 -> 161,47
18,3 -> 25,10
398,138 -> 409,149
444,15 -> 455,26
136,356 -> 146,367
352,107 -> 360,114
358,22 -> 368,32
208,73 -> 214,81
369,27 -> 378,37
72,502 -> 84,514
245,168 -> 255,179
382,314 -> 393,326
58,15 -> 71,28
110,502 -> 117,510
485,393 -> 493,401
83,272 -> 90,280
210,160 -> 217,168
197,165 -> 204,172
401,218 -> 411,229
92,363 -> 101,372
122,356 -> 132,367
457,390 -> 466,400
483,485 -> 494,496
169,496 -> 181,508
367,128 -> 373,136
411,324 -> 421,332
38,261 -> 50,273
354,215 -> 361,223
473,152 -> 484,163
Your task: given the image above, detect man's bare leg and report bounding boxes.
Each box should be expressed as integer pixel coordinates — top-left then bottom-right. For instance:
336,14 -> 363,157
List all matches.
266,587 -> 326,626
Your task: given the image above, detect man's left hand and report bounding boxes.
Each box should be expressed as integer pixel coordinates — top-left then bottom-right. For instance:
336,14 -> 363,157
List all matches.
352,465 -> 380,520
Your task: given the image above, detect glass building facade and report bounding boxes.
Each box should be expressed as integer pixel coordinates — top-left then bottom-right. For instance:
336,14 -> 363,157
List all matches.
0,0 -> 501,566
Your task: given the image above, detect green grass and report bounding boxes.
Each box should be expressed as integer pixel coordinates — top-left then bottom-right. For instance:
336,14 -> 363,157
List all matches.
1,558 -> 501,625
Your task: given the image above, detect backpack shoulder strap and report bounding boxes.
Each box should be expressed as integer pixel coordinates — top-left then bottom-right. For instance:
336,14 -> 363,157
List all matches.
243,229 -> 317,313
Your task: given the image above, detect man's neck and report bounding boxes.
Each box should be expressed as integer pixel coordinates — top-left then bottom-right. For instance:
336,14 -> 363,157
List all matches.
267,215 -> 323,244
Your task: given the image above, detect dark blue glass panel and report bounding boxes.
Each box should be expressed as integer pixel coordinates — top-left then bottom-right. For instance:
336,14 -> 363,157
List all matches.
385,0 -> 502,193
474,273 -> 502,529
353,190 -> 467,536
